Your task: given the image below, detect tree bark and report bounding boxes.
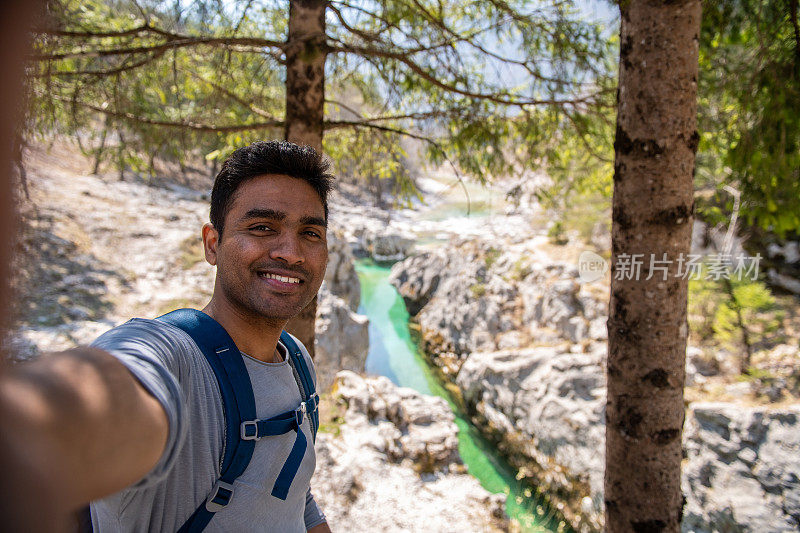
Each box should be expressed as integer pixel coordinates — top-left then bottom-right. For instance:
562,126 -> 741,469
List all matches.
283,0 -> 327,357
605,1 -> 701,531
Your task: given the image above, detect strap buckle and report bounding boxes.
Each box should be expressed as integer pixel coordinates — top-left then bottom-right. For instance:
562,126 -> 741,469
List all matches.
307,392 -> 320,412
295,402 -> 306,425
240,420 -> 260,441
205,480 -> 235,512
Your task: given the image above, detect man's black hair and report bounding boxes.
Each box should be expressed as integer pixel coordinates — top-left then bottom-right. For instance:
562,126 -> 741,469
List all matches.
210,140 -> 334,238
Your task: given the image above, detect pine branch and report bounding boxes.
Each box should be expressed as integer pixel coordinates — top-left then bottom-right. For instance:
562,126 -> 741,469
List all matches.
29,49 -> 168,78
58,96 -> 282,132
180,67 -> 277,120
330,40 -> 600,107
33,24 -> 153,39
31,25 -> 287,62
324,100 -> 468,123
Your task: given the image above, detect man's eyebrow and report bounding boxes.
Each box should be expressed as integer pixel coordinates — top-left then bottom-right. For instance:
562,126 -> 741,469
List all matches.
240,208 -> 286,222
239,209 -> 327,228
300,215 -> 328,228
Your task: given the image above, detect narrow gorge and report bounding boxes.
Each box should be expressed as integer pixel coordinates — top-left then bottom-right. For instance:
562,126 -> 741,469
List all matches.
10,144 -> 800,532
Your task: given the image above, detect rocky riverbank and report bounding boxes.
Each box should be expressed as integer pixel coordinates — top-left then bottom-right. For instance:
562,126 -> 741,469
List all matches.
390,237 -> 800,533
390,239 -> 608,531
314,371 -> 508,532
12,141 -> 800,532
8,143 -> 505,531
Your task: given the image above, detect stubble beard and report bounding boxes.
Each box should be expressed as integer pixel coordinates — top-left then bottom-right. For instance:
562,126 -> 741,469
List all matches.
217,269 -> 312,325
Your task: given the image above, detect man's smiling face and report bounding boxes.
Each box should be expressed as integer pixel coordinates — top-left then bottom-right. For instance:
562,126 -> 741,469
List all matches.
204,173 -> 328,323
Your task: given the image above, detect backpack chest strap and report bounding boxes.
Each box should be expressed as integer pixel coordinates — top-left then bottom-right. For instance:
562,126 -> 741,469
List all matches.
240,392 -> 319,441
238,391 -> 319,500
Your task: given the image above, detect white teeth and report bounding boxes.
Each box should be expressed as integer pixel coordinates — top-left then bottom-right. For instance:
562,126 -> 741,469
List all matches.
262,273 -> 300,284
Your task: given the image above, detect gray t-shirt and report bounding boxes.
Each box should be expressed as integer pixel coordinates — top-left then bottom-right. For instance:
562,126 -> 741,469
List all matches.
89,318 -> 327,532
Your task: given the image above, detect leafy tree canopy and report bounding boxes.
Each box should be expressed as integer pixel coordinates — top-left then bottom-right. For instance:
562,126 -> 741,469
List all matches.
28,0 -> 616,200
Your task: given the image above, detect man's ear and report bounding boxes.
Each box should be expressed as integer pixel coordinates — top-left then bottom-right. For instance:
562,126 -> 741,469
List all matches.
201,223 -> 219,266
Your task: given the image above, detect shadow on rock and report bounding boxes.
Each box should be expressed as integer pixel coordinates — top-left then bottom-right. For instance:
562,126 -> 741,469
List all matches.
12,211 -> 129,328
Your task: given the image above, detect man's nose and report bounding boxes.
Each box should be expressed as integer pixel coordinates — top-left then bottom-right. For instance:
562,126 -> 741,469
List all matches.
269,233 -> 304,264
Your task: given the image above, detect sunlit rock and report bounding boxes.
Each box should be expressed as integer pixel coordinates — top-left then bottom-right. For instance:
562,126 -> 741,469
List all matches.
363,229 -> 415,263
388,251 -> 445,315
314,371 -> 508,532
324,231 -> 361,311
456,346 -> 607,532
682,403 -> 800,532
314,287 -> 369,393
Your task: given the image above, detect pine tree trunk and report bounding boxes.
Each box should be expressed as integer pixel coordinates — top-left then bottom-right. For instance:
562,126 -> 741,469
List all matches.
605,1 -> 701,531
283,0 -> 327,357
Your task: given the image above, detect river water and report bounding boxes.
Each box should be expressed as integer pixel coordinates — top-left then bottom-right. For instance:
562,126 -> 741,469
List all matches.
355,260 -> 570,533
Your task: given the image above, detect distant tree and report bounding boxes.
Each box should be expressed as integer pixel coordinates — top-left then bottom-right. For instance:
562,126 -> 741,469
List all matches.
29,0 -> 615,350
605,0 -> 700,531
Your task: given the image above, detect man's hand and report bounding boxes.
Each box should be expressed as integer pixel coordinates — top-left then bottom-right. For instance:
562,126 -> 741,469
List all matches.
0,347 -> 169,530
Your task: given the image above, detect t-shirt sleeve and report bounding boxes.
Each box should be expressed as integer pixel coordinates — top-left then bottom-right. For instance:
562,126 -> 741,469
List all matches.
304,487 -> 327,529
90,319 -> 189,488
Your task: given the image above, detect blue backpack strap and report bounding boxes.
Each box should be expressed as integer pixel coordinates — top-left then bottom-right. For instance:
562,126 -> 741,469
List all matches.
241,404 -> 308,500
157,309 -> 257,533
239,330 -> 317,500
280,331 -> 319,442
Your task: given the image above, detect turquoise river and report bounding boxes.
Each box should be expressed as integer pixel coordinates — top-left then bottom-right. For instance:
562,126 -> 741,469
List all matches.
355,260 -> 570,533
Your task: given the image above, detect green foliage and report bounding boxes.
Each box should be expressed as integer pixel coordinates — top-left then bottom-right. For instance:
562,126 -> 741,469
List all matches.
697,0 -> 800,236
469,283 -> 487,298
688,266 -> 784,351
735,366 -> 775,382
547,220 -> 569,245
510,257 -> 532,281
28,0 -> 616,202
323,127 -> 419,207
484,247 -> 501,269
712,278 -> 782,346
545,192 -> 611,248
687,276 -> 721,341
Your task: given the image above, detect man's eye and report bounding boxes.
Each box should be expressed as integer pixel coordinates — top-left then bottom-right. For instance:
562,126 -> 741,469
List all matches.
304,230 -> 323,239
250,224 -> 272,232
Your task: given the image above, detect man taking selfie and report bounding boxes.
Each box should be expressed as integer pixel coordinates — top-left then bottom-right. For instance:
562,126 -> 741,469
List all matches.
0,140 -> 333,532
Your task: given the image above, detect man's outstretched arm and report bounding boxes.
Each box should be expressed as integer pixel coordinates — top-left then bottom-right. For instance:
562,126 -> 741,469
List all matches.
308,521 -> 332,533
0,347 -> 169,531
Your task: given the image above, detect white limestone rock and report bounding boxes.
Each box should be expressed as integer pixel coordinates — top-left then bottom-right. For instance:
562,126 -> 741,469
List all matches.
314,371 -> 508,532
682,403 -> 800,532
314,287 -> 369,393
324,231 -> 361,311
388,251 -> 446,316
456,345 -> 607,531
362,228 -> 415,263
